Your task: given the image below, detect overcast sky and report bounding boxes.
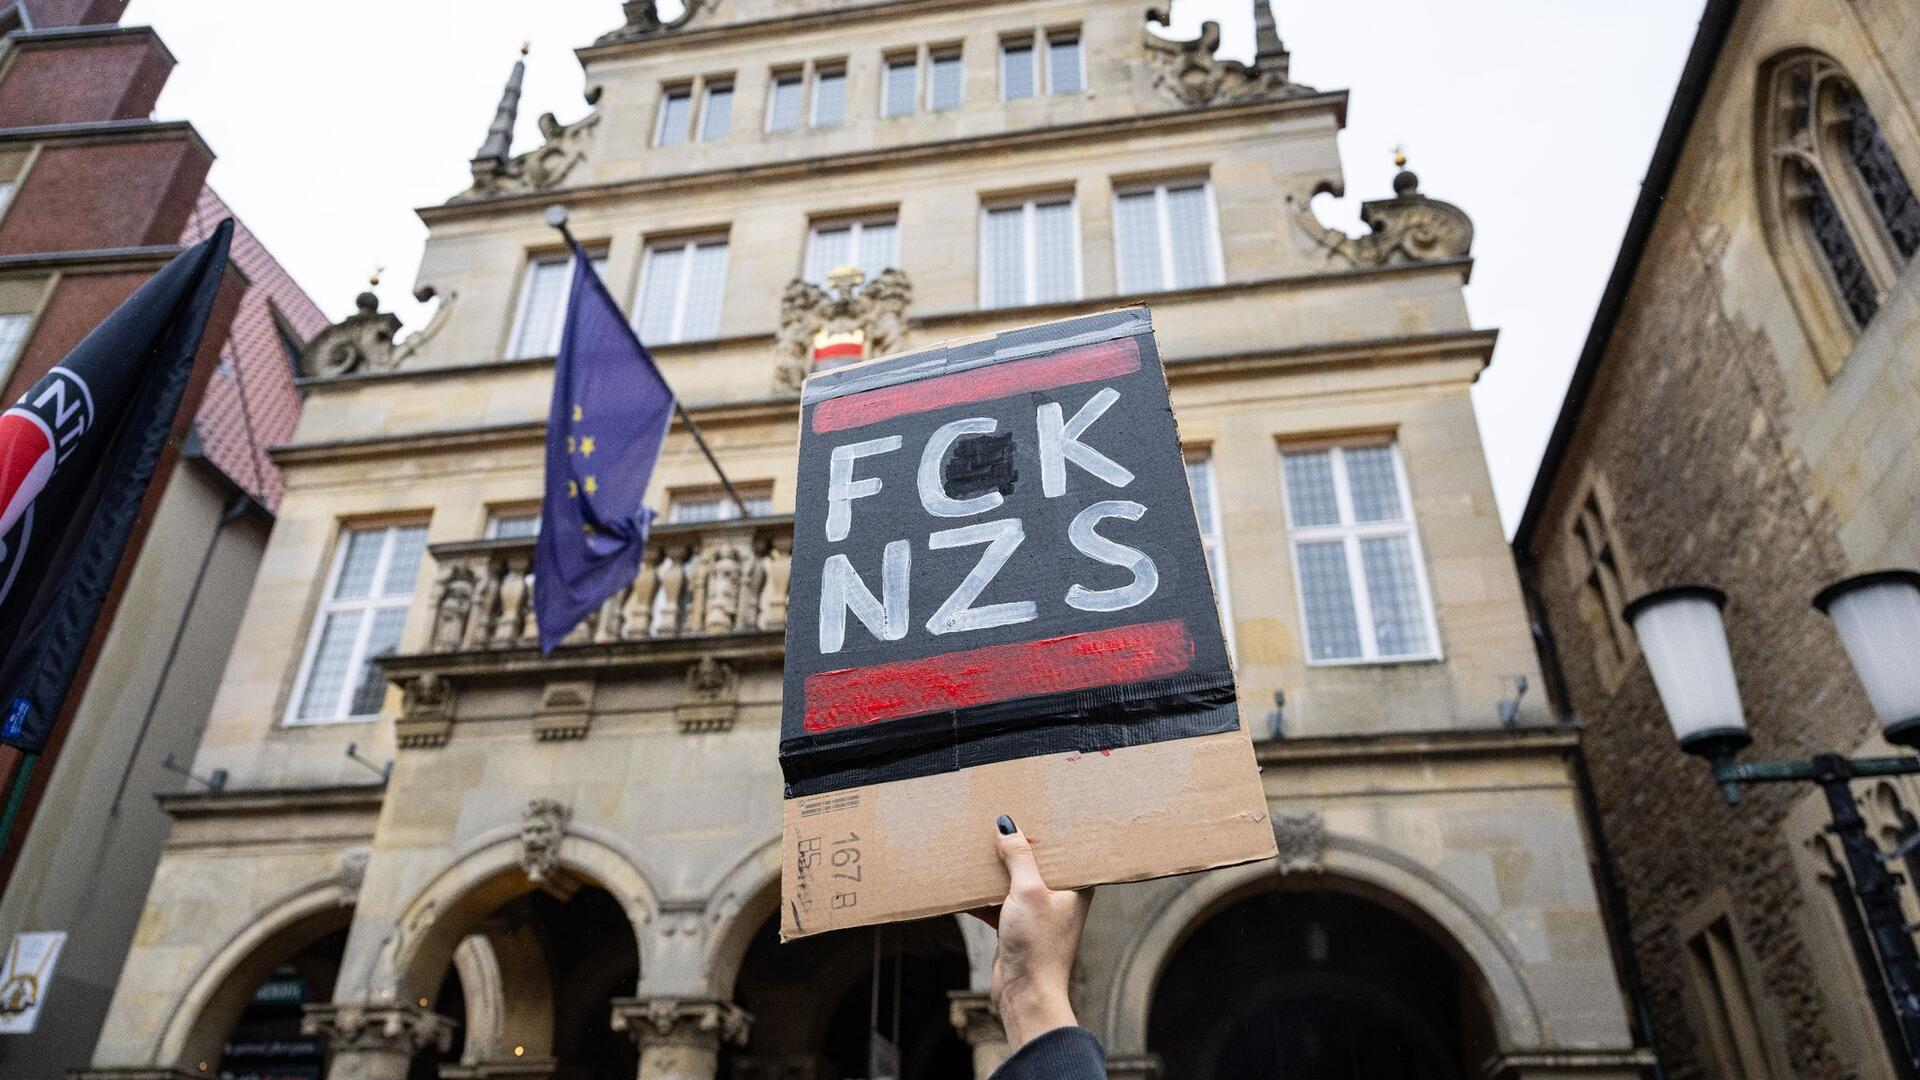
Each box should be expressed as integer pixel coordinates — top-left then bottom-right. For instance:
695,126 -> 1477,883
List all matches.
120,0 -> 1704,533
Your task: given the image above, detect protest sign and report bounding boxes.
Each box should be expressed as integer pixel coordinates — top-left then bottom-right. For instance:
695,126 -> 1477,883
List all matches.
780,308 -> 1275,939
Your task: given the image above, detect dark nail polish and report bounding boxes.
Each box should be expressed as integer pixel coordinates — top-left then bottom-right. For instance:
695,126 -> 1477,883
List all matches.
997,814 -> 1016,835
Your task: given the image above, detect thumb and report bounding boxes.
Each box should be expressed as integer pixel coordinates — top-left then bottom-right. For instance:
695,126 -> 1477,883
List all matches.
995,815 -> 1045,892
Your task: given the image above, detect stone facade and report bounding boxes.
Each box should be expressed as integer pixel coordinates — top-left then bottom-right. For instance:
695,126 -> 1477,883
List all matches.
86,2 -> 1643,1077
1518,1 -> 1920,1078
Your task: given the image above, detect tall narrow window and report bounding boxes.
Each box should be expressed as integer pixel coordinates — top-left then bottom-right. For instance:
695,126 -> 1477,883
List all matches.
1761,51 -> 1919,364
1001,38 -> 1036,100
1571,491 -> 1634,683
1185,451 -> 1233,647
1839,92 -> 1920,260
883,55 -> 919,118
655,87 -> 694,146
768,72 -> 805,132
508,251 -> 607,360
0,312 -> 31,380
1281,442 -> 1438,664
289,523 -> 428,725
636,238 -> 729,345
806,217 -> 900,285
1684,917 -> 1776,1080
700,82 -> 734,142
1046,30 -> 1083,94
981,196 -> 1079,308
930,48 -> 964,111
1114,181 -> 1222,293
812,65 -> 847,127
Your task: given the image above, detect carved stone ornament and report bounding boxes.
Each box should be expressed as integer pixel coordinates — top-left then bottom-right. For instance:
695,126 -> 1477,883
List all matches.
519,798 -> 572,885
336,846 -> 371,907
1288,169 -> 1475,268
298,286 -> 456,379
1271,809 -> 1326,874
301,1003 -> 456,1055
1142,7 -> 1303,108
610,997 -> 753,1049
678,656 -> 740,734
396,673 -> 455,749
775,268 -> 912,394
460,109 -> 602,201
597,0 -> 715,43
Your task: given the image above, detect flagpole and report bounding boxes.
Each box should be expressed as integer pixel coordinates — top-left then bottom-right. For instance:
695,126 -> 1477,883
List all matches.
545,206 -> 753,519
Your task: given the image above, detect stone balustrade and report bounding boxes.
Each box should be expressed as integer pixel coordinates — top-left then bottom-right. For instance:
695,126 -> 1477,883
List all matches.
422,516 -> 794,655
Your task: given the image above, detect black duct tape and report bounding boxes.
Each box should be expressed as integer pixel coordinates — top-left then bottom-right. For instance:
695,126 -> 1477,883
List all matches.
779,669 -> 1240,797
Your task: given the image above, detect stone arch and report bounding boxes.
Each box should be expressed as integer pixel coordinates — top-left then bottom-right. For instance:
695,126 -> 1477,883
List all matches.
377,823 -> 658,1003
700,833 -> 784,1000
1104,831 -> 1545,1056
156,878 -> 353,1070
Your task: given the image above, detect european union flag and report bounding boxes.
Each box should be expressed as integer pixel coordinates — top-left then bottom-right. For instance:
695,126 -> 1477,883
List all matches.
533,238 -> 675,654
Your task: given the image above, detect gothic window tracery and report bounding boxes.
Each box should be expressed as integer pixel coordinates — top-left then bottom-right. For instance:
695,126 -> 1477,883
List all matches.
1760,51 -> 1919,371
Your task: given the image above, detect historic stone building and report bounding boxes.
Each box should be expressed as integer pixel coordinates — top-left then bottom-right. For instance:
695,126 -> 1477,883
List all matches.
1516,0 -> 1920,1078
83,2 -> 1648,1077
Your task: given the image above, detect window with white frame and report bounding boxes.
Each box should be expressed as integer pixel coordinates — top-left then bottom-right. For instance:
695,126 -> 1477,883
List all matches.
806,216 -> 900,285
655,86 -> 694,146
700,82 -> 734,142
1002,29 -> 1081,99
1046,30 -> 1083,94
507,250 -> 608,360
930,48 -> 964,111
635,237 -> 729,344
1185,451 -> 1233,647
0,312 -> 32,380
811,64 -> 847,126
883,54 -> 919,118
1000,36 -> 1036,100
1280,442 -> 1439,663
1114,180 -> 1222,293
667,486 -> 775,523
981,196 -> 1079,308
485,510 -> 541,539
289,523 -> 429,725
767,71 -> 806,132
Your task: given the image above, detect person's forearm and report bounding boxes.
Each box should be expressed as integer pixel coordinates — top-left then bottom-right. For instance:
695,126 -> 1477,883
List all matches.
998,979 -> 1078,1049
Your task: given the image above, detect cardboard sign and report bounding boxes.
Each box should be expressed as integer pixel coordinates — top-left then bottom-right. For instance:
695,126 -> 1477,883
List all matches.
0,931 -> 65,1034
780,309 -> 1274,939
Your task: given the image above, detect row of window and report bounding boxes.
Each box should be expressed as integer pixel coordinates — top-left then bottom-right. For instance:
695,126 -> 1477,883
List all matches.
652,30 -> 1083,147
287,441 -> 1439,725
505,179 -> 1223,358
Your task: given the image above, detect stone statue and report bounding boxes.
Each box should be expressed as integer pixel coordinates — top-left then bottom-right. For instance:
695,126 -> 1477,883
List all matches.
463,568 -> 498,651
652,550 -> 688,637
703,543 -> 744,635
519,799 -> 571,885
758,543 -> 790,631
597,0 -> 713,43
492,559 -> 528,647
736,540 -> 769,632
428,563 -> 478,652
621,554 -> 661,641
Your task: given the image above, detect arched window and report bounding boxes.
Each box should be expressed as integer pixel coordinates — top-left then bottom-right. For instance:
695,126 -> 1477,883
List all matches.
1759,51 -> 1918,372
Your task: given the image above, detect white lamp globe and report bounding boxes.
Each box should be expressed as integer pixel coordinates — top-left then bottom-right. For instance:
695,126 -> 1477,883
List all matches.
1815,570 -> 1920,748
1623,586 -> 1750,756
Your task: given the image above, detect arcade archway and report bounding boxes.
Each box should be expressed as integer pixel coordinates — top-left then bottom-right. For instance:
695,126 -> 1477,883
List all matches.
724,912 -> 971,1079
1148,889 -> 1497,1079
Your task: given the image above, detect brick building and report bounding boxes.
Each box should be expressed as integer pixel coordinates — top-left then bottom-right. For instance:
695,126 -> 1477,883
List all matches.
0,1 -> 326,1074
1516,0 -> 1920,1077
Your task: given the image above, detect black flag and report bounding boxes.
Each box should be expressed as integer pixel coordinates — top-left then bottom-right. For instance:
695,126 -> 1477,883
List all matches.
0,220 -> 234,751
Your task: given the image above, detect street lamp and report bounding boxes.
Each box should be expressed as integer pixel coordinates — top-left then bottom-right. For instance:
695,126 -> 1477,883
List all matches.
1623,571 -> 1920,1074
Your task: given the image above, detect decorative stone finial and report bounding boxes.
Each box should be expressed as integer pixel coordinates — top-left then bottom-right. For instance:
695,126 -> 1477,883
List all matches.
1252,0 -> 1286,65
473,50 -> 526,170
1286,158 -> 1474,268
1144,6 -> 1302,107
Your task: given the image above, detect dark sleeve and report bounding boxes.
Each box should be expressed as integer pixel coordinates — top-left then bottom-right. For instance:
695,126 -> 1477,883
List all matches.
988,1026 -> 1108,1080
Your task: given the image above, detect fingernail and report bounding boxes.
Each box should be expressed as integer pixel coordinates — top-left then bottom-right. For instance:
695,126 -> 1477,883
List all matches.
997,814 -> 1017,835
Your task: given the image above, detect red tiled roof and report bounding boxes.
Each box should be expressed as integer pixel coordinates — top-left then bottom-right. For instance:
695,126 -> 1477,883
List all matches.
179,187 -> 325,511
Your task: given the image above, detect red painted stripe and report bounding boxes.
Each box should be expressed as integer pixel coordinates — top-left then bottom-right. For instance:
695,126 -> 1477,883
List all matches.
803,617 -> 1194,733
810,337 -> 1142,434
813,342 -> 865,362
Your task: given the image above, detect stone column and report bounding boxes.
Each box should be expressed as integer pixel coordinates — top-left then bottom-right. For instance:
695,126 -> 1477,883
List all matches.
947,990 -> 1011,1078
304,1003 -> 457,1080
609,998 -> 751,1080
